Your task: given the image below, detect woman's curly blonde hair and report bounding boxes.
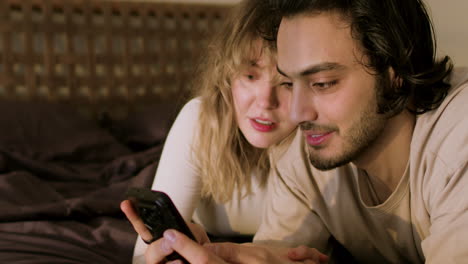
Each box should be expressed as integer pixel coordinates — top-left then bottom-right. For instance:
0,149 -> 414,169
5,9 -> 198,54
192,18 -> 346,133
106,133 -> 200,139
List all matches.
191,0 -> 275,203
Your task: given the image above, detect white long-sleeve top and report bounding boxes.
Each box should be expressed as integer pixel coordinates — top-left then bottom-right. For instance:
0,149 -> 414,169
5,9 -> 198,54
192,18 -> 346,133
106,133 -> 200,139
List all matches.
132,98 -> 267,263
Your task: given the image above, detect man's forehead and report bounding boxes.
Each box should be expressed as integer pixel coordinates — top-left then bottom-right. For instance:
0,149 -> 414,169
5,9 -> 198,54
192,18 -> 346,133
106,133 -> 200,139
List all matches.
276,12 -> 359,77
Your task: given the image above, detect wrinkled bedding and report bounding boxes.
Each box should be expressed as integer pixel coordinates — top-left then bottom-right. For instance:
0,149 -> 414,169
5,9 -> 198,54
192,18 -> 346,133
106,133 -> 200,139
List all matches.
0,101 -> 175,263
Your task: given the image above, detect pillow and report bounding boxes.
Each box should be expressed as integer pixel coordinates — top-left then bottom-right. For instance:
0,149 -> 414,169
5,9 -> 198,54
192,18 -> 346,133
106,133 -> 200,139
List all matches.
0,101 -> 130,162
102,102 -> 179,151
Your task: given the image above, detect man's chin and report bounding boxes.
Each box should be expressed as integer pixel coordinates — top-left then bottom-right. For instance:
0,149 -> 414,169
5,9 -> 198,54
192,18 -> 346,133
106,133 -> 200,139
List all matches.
308,153 -> 353,171
309,161 -> 340,171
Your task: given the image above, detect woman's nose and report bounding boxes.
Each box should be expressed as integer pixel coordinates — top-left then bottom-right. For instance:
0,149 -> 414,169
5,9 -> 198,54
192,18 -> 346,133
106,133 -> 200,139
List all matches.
256,81 -> 279,109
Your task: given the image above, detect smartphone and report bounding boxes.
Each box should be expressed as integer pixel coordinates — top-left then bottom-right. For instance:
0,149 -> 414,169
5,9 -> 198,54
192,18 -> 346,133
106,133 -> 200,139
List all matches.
126,187 -> 196,263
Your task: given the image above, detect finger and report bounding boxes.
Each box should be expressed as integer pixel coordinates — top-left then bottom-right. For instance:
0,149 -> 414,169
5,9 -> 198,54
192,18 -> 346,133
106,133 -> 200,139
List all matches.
288,246 -> 329,263
302,256 -> 328,264
164,229 -> 224,263
120,200 -> 153,241
145,237 -> 174,264
166,261 -> 184,264
206,243 -> 298,263
187,222 -> 210,244
204,242 -> 250,263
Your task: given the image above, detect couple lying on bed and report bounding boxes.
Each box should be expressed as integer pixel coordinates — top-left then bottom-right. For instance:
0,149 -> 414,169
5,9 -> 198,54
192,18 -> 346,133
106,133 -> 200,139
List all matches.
121,0 -> 468,263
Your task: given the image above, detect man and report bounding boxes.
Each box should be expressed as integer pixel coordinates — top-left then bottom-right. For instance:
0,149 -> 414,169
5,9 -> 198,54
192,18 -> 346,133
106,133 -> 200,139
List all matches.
123,0 -> 468,263
252,0 -> 467,263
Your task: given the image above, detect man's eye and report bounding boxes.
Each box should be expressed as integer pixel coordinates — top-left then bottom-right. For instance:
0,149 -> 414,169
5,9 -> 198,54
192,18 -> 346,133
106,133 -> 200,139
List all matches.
313,80 -> 338,89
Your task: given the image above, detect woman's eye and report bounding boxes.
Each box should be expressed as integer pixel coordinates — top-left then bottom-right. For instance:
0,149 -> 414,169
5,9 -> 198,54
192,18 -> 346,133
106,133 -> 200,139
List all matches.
241,72 -> 257,81
246,74 -> 255,80
280,82 -> 293,90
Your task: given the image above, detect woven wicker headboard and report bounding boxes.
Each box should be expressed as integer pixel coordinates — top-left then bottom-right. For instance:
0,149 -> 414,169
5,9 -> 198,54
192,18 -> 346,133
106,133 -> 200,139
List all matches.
0,0 -> 230,118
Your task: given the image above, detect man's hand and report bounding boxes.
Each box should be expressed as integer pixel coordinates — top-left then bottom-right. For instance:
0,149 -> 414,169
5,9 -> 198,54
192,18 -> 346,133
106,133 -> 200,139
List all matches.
206,242 -> 329,264
146,229 -> 227,264
145,230 -> 328,264
288,245 -> 329,263
121,200 -> 328,263
120,199 -> 209,244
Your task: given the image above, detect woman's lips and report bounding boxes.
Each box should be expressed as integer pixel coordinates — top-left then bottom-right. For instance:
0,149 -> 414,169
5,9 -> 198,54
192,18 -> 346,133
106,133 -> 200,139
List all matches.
305,131 -> 333,146
250,118 -> 276,132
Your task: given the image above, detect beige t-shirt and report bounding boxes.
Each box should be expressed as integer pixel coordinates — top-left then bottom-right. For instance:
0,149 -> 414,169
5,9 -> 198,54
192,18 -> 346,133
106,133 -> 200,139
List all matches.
254,68 -> 468,263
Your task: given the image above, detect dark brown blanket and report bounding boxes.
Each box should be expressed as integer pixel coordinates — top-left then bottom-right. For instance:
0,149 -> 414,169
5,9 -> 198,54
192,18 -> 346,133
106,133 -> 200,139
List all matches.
0,101 -> 173,263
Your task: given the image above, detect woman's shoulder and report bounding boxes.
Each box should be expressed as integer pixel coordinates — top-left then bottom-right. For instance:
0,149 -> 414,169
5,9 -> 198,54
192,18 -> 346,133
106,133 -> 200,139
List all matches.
164,97 -> 203,142
180,97 -> 202,112
173,97 -> 202,122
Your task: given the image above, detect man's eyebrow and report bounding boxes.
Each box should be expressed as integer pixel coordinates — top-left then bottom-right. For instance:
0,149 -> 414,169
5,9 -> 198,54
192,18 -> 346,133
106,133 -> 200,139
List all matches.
277,62 -> 345,77
276,65 -> 289,77
301,62 -> 345,76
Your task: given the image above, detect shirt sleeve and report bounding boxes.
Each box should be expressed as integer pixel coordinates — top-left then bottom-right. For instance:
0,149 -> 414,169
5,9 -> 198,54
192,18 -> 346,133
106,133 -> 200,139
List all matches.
132,98 -> 203,263
421,160 -> 468,263
419,79 -> 468,263
151,98 -> 203,220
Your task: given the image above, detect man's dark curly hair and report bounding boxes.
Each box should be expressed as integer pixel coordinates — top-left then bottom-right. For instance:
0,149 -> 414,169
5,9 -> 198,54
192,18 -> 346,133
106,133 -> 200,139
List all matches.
255,0 -> 453,116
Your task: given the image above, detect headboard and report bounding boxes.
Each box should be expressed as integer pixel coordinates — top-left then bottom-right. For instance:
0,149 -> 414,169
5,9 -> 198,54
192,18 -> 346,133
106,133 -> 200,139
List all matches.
0,0 -> 231,118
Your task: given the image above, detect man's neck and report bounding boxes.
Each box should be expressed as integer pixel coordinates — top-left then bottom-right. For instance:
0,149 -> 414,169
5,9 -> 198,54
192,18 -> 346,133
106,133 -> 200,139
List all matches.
353,110 -> 416,193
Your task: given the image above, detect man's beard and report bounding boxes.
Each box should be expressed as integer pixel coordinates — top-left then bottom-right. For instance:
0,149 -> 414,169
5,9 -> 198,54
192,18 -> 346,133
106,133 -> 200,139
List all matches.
304,76 -> 391,171
306,106 -> 387,170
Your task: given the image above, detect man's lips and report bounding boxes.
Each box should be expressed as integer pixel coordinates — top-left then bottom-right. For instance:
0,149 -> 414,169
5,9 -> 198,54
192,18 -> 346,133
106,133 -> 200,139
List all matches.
304,131 -> 333,146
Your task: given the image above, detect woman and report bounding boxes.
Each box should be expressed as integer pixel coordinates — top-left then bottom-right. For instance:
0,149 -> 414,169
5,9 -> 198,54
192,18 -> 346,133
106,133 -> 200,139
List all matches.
124,0 -> 296,262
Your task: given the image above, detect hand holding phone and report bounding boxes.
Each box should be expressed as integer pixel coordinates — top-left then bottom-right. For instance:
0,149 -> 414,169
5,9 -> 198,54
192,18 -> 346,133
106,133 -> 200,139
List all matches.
125,187 -> 196,263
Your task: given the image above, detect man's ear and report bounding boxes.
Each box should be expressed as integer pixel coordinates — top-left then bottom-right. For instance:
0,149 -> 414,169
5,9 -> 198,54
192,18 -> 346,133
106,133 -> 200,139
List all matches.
389,67 -> 402,88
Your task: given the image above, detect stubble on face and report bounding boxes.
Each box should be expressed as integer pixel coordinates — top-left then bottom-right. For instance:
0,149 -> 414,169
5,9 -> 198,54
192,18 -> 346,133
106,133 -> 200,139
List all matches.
305,76 -> 390,171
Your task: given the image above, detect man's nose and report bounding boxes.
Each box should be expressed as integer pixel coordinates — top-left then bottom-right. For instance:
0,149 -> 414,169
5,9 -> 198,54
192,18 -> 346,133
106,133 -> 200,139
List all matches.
290,84 -> 318,124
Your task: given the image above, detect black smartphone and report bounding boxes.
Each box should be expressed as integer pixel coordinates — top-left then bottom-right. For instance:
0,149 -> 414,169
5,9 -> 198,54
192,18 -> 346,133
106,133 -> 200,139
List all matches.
126,187 -> 196,263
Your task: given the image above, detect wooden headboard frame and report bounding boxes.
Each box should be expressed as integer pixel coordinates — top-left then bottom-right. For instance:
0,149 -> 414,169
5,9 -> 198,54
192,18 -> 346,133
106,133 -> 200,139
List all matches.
0,0 -> 231,118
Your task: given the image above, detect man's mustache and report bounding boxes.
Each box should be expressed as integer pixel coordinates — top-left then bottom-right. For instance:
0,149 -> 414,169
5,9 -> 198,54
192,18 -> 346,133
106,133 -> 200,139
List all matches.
299,122 -> 336,132
299,122 -> 315,131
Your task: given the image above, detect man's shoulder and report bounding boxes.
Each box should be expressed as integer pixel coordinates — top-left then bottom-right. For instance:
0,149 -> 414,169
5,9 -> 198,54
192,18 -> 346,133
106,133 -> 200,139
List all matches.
448,67 -> 468,90
443,67 -> 468,115
271,130 -> 307,167
412,67 -> 468,171
415,67 -> 468,130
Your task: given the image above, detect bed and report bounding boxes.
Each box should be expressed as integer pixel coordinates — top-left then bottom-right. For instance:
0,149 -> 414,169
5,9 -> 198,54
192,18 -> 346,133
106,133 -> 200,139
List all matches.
0,0 -> 230,263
